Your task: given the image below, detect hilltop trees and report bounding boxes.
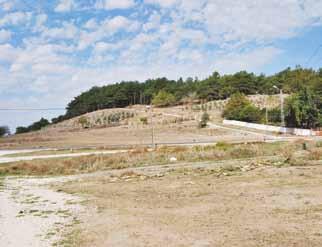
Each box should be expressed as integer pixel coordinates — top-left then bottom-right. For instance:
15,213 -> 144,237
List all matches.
13,66 -> 322,133
0,126 -> 10,137
59,66 -> 322,123
16,118 -> 50,134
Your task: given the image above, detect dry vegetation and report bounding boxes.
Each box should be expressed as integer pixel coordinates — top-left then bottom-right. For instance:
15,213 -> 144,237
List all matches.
1,141 -> 321,176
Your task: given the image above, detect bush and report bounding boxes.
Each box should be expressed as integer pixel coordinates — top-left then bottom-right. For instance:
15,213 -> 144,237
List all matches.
140,117 -> 148,125
198,112 -> 210,128
223,93 -> 263,123
267,107 -> 281,124
78,116 -> 90,128
239,105 -> 263,123
152,91 -> 176,107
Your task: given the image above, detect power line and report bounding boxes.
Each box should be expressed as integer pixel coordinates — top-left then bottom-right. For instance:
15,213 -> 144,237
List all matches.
0,108 -> 65,111
305,44 -> 322,67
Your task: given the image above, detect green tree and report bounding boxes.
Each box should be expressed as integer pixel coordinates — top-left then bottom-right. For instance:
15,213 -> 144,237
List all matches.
152,91 -> 176,107
16,127 -> 29,134
15,118 -> 50,134
223,93 -> 263,123
0,126 -> 10,137
285,88 -> 320,128
47,67 -> 322,124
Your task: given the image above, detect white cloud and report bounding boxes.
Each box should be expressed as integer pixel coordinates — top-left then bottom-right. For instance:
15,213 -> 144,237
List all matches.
0,43 -> 19,62
84,19 -> 98,30
0,12 -> 32,27
94,41 -> 123,53
0,29 -> 11,43
55,0 -> 75,12
3,0 -> 322,130
143,12 -> 161,31
96,0 -> 136,10
144,0 -> 178,8
42,22 -> 78,40
78,16 -> 140,50
103,16 -> 139,33
0,0 -> 15,11
33,14 -> 48,32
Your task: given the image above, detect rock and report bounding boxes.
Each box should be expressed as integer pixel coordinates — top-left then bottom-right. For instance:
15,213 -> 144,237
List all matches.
184,181 -> 195,185
140,175 -> 147,180
110,177 -> 119,182
169,157 -> 177,162
155,173 -> 164,178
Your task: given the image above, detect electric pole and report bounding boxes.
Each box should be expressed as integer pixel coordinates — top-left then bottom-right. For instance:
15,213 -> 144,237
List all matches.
273,85 -> 285,129
147,105 -> 155,149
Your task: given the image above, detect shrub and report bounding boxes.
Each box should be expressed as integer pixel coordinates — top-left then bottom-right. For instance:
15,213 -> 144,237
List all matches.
198,112 -> 210,128
215,141 -> 232,151
78,116 -> 90,128
140,117 -> 148,125
267,107 -> 281,124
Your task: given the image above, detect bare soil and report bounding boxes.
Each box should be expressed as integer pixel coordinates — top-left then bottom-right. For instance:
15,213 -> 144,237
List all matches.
0,104 -> 277,150
58,160 -> 322,247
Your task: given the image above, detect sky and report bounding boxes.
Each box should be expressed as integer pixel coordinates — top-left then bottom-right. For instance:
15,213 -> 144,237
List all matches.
1,0 -> 322,131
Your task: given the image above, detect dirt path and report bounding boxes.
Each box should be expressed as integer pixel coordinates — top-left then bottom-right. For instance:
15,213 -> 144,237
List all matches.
0,150 -> 128,164
0,176 -> 84,246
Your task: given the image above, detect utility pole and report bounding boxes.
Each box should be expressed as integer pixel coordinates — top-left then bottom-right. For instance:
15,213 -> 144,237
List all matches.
273,85 -> 285,129
265,97 -> 268,124
147,105 -> 155,149
280,88 -> 285,127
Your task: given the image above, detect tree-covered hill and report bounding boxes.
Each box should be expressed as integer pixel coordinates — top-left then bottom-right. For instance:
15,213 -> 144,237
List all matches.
53,66 -> 321,123
14,66 -> 321,134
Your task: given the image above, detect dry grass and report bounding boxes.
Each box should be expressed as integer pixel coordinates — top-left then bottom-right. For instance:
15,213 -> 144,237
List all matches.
1,141 -> 319,176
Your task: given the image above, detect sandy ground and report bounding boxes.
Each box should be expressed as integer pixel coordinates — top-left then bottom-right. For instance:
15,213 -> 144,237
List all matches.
0,123 -> 287,150
58,160 -> 322,247
0,176 -> 84,246
1,156 -> 322,247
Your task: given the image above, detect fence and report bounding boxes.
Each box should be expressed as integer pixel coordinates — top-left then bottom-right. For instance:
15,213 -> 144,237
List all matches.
223,120 -> 316,136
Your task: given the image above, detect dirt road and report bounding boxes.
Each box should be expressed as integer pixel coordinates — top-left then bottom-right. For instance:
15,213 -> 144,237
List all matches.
0,150 -> 128,164
0,176 -> 83,247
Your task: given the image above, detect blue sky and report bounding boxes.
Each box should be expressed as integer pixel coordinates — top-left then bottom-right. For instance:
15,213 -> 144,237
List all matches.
1,0 -> 322,131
